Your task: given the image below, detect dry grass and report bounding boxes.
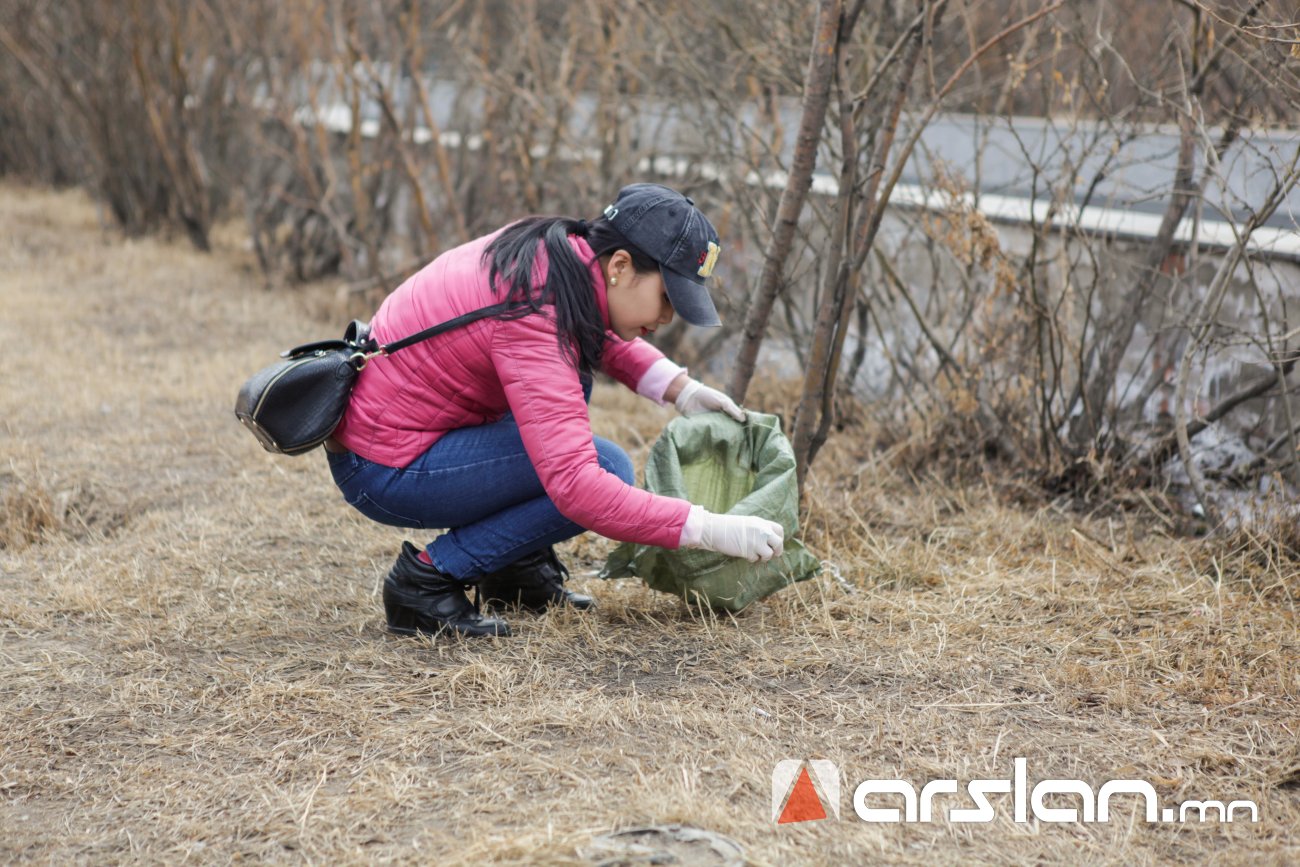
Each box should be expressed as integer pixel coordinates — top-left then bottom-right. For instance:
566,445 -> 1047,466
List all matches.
1,181 -> 1297,865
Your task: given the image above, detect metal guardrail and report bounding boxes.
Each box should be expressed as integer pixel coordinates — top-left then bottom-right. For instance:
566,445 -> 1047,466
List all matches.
297,102 -> 1300,262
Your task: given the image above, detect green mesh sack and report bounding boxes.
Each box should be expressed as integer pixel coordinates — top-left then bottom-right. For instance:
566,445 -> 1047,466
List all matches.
601,411 -> 820,612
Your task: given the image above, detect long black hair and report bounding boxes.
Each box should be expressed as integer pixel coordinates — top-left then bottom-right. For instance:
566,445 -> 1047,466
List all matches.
482,215 -> 659,374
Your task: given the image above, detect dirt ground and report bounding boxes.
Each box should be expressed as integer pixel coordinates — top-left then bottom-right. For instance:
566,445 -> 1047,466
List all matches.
1,182 -> 1297,865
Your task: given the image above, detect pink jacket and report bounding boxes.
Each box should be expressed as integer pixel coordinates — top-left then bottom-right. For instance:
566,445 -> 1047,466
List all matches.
333,230 -> 692,549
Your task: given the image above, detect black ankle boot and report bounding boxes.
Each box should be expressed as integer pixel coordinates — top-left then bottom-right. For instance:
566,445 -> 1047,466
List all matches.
383,542 -> 510,638
479,546 -> 595,613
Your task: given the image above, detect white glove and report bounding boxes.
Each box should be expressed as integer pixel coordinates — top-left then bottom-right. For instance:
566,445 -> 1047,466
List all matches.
675,378 -> 746,422
692,510 -> 785,563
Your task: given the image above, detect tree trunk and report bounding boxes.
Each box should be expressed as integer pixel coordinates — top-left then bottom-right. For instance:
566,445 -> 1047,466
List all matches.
727,0 -> 842,404
791,3 -> 930,491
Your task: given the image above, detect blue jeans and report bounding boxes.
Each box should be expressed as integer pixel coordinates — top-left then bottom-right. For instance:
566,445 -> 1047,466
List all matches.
327,380 -> 635,581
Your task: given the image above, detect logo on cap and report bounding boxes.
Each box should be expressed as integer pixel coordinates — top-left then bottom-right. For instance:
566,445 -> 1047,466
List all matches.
697,242 -> 720,279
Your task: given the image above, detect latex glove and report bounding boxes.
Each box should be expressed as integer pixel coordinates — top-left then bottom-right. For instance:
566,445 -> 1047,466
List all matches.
693,510 -> 785,563
675,378 -> 746,422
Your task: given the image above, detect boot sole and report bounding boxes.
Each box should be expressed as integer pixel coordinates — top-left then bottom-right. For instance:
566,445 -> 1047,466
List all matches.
384,599 -> 510,638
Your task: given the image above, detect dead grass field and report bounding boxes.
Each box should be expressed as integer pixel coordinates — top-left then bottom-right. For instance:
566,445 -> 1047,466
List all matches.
1,181 -> 1297,865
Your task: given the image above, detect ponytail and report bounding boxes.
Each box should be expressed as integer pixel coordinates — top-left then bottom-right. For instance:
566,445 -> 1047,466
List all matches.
483,214 -> 657,374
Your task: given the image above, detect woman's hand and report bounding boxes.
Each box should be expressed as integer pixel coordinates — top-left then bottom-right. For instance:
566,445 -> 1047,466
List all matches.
691,510 -> 784,562
673,377 -> 746,422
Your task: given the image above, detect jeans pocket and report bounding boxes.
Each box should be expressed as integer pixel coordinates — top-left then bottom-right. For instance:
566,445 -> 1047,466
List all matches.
347,491 -> 425,530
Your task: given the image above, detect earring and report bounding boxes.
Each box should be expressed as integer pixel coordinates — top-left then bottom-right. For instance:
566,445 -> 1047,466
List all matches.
610,275 -> 618,287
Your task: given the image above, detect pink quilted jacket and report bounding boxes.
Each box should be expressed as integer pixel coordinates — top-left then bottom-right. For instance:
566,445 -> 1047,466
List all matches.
332,230 -> 692,548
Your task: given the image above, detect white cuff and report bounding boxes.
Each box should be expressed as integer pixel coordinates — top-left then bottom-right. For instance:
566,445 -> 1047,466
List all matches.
678,504 -> 706,548
636,358 -> 687,406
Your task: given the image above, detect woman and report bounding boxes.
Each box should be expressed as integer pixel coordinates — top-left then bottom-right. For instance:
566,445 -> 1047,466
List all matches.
325,183 -> 784,638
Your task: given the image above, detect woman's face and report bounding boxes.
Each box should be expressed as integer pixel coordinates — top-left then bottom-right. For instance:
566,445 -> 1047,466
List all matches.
605,251 -> 675,342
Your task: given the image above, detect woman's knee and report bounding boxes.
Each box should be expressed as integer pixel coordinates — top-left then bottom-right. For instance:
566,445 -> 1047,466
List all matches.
594,436 -> 635,485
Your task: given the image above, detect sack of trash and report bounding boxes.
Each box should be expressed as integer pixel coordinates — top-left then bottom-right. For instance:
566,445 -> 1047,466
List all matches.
601,411 -> 820,612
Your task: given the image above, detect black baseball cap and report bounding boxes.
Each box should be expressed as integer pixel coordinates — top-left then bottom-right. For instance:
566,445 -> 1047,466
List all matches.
602,183 -> 723,327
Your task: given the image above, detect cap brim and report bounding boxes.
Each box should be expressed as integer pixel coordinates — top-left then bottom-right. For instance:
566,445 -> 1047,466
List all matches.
661,267 -> 722,327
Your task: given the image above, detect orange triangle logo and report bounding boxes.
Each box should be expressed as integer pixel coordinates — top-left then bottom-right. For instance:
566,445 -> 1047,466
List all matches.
777,766 -> 828,824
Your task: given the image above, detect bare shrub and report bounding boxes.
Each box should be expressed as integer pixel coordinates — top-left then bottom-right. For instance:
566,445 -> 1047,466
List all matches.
0,0 -> 241,249
689,0 -> 1300,526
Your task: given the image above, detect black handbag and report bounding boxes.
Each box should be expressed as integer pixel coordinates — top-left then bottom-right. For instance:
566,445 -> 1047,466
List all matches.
235,301 -> 519,456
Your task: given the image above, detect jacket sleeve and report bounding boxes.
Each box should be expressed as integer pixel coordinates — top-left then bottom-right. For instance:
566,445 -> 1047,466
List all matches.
491,314 -> 691,547
600,332 -> 669,390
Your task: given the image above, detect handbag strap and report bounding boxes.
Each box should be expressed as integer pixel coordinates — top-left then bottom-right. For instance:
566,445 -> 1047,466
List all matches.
377,299 -> 523,355
348,299 -> 529,367
279,300 -> 529,365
